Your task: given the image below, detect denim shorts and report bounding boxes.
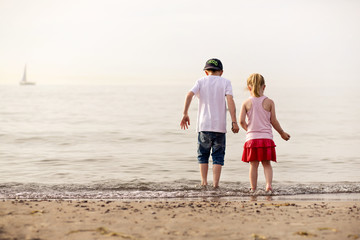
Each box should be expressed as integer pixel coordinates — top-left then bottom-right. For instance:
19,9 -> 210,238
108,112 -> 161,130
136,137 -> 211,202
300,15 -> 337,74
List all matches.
197,131 -> 226,166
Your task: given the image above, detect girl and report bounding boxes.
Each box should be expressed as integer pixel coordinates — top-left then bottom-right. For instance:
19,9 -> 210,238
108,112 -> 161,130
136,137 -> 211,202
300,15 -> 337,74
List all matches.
239,73 -> 290,192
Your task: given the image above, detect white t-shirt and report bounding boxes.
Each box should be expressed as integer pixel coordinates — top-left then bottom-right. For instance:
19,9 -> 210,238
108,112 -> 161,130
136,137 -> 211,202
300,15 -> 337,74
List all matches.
190,75 -> 233,133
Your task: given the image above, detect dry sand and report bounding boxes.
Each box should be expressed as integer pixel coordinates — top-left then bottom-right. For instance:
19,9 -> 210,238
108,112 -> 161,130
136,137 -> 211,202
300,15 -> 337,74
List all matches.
0,199 -> 359,240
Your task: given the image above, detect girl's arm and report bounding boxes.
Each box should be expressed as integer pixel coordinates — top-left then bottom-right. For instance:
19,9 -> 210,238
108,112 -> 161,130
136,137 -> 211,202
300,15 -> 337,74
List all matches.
269,100 -> 290,141
239,101 -> 248,131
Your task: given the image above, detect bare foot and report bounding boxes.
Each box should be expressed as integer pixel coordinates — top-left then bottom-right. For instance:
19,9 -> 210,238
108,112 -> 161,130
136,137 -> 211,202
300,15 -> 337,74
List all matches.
266,185 -> 273,195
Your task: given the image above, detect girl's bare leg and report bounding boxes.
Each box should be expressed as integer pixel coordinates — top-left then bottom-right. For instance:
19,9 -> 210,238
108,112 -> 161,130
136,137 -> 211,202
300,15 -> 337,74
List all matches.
249,161 -> 259,190
199,163 -> 208,186
212,164 -> 222,188
261,160 -> 273,191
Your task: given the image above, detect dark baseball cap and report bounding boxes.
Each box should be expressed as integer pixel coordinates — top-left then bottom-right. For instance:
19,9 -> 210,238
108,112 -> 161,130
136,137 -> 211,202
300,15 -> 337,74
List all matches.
203,58 -> 223,71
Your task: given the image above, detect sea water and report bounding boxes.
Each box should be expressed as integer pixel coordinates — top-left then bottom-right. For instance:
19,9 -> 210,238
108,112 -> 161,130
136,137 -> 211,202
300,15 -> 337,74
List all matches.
0,84 -> 359,199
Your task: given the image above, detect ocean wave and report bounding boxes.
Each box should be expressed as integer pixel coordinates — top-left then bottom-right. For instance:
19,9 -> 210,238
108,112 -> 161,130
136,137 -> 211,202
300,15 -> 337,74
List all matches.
0,180 -> 359,200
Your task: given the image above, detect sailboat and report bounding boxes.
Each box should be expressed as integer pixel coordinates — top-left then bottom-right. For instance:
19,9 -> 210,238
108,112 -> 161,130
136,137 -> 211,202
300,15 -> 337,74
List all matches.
20,65 -> 36,85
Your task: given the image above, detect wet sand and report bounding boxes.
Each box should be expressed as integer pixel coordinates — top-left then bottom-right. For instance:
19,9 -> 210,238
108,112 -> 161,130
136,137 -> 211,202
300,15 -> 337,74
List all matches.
0,199 -> 359,240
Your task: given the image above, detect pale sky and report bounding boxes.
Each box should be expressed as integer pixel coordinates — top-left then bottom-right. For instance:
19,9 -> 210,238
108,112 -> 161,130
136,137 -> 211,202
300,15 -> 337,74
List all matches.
0,0 -> 359,86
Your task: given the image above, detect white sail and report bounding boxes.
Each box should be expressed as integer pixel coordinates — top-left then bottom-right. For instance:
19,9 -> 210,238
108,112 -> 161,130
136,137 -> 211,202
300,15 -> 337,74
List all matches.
20,64 -> 35,85
21,65 -> 27,82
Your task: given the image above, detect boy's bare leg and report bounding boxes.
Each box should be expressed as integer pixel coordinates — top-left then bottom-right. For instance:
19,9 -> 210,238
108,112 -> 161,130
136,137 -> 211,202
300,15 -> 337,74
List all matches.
213,164 -> 222,188
249,161 -> 260,190
261,160 -> 273,191
199,163 -> 208,186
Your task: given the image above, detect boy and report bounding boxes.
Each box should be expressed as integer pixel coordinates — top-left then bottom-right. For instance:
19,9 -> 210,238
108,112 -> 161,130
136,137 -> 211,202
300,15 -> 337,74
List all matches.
180,58 -> 239,188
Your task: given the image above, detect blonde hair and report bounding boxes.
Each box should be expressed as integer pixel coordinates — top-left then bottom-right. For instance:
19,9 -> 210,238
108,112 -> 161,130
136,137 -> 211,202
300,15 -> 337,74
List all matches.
247,73 -> 265,97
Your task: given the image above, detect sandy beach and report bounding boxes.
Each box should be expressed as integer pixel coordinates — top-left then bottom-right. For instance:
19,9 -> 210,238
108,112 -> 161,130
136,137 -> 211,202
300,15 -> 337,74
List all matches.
0,199 -> 359,240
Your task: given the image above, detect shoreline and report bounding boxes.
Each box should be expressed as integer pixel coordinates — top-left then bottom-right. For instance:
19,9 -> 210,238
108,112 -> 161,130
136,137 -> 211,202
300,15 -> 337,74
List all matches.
2,181 -> 359,200
1,198 -> 359,240
1,193 -> 360,202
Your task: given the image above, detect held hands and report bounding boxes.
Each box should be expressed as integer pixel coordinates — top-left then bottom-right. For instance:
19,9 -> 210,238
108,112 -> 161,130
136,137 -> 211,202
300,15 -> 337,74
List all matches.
180,114 -> 190,130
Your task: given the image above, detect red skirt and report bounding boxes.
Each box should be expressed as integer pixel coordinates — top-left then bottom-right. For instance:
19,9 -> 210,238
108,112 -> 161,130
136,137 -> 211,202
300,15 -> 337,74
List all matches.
242,139 -> 277,162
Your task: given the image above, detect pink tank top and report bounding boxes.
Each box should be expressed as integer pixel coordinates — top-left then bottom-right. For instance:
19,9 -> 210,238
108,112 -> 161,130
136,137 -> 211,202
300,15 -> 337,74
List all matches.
246,96 -> 273,142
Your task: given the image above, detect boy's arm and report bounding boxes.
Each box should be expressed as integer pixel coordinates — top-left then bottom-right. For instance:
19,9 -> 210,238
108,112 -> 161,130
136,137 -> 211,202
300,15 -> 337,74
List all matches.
180,91 -> 195,130
270,100 -> 290,141
226,95 -> 239,133
239,101 -> 248,131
